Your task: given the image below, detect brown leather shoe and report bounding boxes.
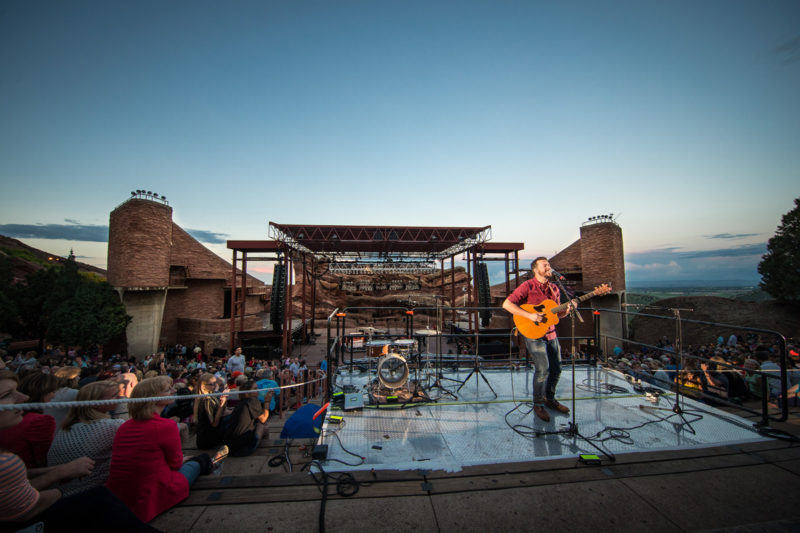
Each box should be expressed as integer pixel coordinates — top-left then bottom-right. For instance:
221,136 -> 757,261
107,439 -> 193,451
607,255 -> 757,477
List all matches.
545,399 -> 570,414
533,404 -> 550,422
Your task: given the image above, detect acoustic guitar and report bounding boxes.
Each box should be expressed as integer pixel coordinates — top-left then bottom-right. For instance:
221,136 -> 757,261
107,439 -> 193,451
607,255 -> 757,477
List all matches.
513,283 -> 612,339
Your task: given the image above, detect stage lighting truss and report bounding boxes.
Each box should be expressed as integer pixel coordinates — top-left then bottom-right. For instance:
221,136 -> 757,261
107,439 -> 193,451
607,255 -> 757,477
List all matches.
268,223 -> 491,261
328,261 -> 438,275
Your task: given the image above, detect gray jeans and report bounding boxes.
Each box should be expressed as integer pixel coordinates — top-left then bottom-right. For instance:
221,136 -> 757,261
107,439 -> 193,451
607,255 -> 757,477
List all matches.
525,337 -> 562,405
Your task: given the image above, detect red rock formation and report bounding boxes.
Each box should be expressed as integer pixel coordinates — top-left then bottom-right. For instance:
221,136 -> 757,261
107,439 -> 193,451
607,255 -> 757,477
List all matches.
289,263 -> 471,324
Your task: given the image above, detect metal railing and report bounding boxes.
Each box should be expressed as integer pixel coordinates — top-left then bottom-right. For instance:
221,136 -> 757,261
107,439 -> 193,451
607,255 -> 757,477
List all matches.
594,306 -> 790,425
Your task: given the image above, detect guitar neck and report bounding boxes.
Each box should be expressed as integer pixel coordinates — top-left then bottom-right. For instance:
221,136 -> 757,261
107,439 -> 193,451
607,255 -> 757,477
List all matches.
551,289 -> 602,315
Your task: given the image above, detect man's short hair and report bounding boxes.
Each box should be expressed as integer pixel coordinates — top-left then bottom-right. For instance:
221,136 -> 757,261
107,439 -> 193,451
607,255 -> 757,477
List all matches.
531,257 -> 548,269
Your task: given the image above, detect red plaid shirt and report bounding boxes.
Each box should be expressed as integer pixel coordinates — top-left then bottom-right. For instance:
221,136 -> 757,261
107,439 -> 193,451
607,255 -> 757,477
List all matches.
507,278 -> 561,340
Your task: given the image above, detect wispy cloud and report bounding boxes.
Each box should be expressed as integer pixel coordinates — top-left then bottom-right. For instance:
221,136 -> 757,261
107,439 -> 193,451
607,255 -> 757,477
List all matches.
185,229 -> 228,244
704,233 -> 759,240
625,260 -> 681,274
0,222 -> 229,245
776,35 -> 800,65
625,243 -> 766,282
679,243 -> 766,259
0,223 -> 108,242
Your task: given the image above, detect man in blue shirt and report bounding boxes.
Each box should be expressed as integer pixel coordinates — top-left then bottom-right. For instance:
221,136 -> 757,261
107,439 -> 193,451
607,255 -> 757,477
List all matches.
255,368 -> 280,412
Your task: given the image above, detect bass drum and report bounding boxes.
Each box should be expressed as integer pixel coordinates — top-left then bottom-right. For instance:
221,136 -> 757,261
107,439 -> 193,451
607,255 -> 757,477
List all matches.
376,353 -> 409,389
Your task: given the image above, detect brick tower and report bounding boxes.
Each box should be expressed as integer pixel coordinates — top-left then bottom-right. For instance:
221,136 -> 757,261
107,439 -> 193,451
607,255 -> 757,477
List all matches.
108,194 -> 173,357
579,217 -> 625,293
547,215 -> 627,354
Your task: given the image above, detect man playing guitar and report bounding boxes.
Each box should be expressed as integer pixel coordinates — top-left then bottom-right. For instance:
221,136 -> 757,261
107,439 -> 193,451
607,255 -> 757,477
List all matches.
502,257 -> 576,422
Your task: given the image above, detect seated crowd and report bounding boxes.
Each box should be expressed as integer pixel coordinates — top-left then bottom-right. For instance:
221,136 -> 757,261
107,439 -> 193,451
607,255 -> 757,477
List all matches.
604,333 -> 800,406
0,345 -> 320,529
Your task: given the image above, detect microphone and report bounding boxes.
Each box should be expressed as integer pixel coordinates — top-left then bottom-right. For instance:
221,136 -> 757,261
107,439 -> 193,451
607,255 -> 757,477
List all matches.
549,268 -> 565,281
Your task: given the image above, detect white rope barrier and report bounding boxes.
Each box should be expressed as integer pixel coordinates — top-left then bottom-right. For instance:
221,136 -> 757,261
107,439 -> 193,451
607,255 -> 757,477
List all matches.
0,373 -> 327,412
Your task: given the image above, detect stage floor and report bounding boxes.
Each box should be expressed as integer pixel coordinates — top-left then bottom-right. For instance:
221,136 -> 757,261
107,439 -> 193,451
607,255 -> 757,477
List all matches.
321,364 -> 769,472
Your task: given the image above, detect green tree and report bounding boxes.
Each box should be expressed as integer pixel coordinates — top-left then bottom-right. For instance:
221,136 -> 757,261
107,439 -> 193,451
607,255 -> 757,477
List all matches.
759,197 -> 800,302
0,255 -> 18,334
47,278 -> 131,347
13,267 -> 59,348
4,252 -> 131,349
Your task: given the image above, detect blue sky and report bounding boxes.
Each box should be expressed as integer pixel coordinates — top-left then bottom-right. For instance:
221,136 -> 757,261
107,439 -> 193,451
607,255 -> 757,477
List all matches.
1,1 -> 798,285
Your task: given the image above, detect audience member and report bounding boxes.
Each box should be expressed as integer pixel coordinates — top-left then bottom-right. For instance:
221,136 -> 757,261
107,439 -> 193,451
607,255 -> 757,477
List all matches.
47,380 -> 123,496
43,366 -> 81,429
110,372 -> 138,420
0,371 -> 58,468
224,380 -> 271,457
226,347 -> 246,374
107,376 -> 227,522
193,373 -> 230,450
255,369 -> 280,412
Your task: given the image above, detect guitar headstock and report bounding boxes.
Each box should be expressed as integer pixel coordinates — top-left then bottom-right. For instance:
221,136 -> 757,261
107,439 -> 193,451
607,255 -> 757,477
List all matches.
594,283 -> 612,296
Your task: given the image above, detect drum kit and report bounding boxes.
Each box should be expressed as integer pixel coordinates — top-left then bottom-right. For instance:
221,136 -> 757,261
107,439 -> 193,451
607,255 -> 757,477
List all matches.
365,337 -> 419,390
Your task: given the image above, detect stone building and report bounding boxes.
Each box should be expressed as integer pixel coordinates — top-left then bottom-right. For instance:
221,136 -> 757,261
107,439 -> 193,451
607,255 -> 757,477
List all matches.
547,215 -> 626,349
107,194 -> 267,358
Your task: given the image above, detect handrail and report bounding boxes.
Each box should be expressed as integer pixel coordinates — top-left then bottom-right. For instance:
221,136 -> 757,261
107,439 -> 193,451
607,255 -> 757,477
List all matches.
595,306 -> 789,424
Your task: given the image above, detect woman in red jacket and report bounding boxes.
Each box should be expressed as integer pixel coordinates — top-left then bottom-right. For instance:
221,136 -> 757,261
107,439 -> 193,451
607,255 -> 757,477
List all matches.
107,376 -> 226,522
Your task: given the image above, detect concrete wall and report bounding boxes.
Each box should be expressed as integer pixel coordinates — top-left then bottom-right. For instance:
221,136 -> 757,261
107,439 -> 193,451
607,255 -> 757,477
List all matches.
119,288 -> 168,358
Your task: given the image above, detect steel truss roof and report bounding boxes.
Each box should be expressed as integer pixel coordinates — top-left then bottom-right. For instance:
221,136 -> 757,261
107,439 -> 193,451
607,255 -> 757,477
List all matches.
268,222 -> 492,261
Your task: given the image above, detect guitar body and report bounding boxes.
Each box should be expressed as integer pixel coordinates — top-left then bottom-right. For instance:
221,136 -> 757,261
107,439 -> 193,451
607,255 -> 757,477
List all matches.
514,301 -> 560,340
511,283 -> 613,340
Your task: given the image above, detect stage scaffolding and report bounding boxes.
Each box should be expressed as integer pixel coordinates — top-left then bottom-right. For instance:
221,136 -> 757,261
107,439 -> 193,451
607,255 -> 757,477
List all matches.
226,223 -> 526,356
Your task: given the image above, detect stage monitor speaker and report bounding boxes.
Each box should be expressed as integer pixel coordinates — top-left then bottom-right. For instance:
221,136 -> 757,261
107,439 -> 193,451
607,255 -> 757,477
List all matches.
477,262 -> 491,327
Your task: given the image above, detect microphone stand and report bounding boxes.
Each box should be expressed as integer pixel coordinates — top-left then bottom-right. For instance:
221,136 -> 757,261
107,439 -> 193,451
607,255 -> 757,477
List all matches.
551,271 -> 610,459
632,305 -> 697,435
423,295 -> 459,400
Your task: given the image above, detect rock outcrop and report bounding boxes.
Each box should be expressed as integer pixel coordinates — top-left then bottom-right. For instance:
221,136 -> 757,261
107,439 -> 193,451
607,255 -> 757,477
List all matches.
289,263 -> 471,325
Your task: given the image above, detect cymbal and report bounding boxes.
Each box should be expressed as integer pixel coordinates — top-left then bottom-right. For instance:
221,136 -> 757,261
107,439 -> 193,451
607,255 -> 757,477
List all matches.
414,329 -> 440,336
